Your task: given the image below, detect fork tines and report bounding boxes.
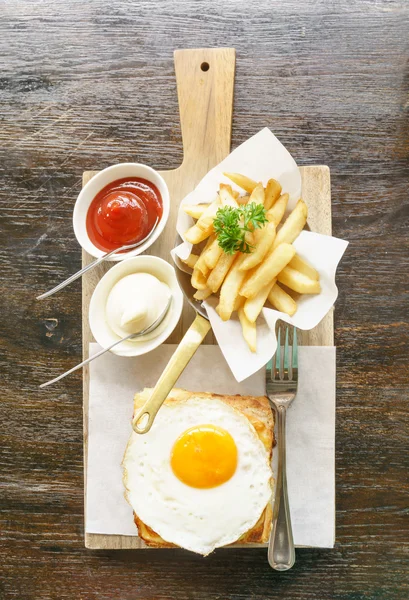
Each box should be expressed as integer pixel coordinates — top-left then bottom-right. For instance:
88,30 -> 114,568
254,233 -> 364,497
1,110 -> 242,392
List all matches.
266,325 -> 298,382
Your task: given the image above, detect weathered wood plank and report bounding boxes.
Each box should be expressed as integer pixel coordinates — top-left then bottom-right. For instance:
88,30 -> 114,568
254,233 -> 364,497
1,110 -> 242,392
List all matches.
1,0 -> 409,598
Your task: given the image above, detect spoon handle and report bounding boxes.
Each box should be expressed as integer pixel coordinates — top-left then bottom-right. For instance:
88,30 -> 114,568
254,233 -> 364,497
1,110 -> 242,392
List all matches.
132,314 -> 211,434
39,295 -> 172,389
36,217 -> 159,300
39,333 -> 134,388
36,250 -> 117,300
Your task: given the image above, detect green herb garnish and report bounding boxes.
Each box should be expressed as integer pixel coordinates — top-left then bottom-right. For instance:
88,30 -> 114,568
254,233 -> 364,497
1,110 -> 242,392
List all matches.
213,202 -> 268,254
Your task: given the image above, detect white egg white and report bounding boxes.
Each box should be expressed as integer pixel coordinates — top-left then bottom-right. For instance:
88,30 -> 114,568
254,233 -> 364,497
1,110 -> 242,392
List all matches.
122,397 -> 273,555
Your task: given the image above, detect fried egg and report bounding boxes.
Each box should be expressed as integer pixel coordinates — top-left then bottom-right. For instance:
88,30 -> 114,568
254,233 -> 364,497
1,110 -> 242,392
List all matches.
122,397 -> 272,555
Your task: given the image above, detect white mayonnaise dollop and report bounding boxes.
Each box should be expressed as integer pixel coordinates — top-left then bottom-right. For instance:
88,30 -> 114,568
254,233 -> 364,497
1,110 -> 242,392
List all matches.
106,273 -> 171,339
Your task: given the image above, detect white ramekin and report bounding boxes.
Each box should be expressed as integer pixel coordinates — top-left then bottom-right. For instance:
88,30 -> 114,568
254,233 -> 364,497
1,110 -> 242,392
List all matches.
89,256 -> 183,357
73,163 -> 170,260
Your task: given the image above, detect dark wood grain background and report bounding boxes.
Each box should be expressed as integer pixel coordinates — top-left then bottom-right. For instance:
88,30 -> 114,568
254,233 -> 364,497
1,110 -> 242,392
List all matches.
1,1 -> 409,598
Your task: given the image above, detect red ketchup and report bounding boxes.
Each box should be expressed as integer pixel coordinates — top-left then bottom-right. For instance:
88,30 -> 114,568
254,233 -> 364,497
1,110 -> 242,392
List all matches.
86,177 -> 163,252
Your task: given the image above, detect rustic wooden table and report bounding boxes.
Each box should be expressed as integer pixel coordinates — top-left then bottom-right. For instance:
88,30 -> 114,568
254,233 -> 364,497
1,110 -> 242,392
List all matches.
1,1 -> 408,598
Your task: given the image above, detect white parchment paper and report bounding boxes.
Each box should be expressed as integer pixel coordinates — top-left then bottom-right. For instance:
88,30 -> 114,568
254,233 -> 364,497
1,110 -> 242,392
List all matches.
171,128 -> 348,382
86,343 -> 336,548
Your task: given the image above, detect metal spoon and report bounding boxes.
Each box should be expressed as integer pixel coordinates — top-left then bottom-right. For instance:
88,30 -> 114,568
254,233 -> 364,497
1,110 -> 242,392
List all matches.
36,216 -> 159,301
39,294 -> 172,388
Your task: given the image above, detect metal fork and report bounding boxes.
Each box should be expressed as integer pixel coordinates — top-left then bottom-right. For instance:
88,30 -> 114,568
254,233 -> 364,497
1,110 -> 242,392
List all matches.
266,325 -> 298,571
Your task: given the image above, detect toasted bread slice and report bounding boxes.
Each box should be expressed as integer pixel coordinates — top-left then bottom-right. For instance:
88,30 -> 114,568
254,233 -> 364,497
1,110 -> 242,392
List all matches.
127,388 -> 274,549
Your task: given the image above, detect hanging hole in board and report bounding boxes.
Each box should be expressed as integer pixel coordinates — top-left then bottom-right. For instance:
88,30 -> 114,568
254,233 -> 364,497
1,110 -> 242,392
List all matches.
201,62 -> 210,72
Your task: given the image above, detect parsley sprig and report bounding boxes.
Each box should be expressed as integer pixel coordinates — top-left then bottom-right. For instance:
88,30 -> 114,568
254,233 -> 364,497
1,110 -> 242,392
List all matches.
213,202 -> 268,254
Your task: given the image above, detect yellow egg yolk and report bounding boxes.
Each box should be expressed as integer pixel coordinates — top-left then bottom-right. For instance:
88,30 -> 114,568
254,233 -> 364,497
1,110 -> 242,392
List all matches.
170,425 -> 238,489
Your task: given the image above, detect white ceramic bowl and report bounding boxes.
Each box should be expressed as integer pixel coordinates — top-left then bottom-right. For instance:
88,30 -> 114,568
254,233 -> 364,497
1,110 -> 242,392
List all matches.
73,163 -> 170,260
89,256 -> 183,357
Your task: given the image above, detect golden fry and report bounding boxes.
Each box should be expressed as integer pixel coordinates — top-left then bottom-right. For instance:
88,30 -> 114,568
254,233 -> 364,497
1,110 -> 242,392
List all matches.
248,182 -> 265,206
193,287 -> 213,301
277,267 -> 321,294
182,253 -> 199,269
184,200 -> 220,244
219,184 -> 239,208
264,179 -> 282,210
266,193 -> 289,226
233,295 -> 245,312
272,199 -> 308,250
237,194 -> 250,205
203,237 -> 223,269
268,283 -> 297,316
288,255 -> 319,281
182,203 -> 210,219
195,235 -> 214,276
218,254 -> 248,321
238,307 -> 257,352
207,251 -> 237,293
240,243 -> 296,299
244,279 -> 276,323
239,222 -> 276,271
195,201 -> 221,232
191,266 -> 208,290
184,224 -> 208,244
223,172 -> 258,194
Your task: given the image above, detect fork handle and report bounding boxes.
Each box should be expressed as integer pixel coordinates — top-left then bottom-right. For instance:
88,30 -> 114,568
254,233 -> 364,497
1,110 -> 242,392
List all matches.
268,405 -> 295,571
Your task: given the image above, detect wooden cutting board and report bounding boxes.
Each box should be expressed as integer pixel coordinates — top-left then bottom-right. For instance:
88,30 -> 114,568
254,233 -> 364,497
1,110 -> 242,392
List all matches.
82,48 -> 332,549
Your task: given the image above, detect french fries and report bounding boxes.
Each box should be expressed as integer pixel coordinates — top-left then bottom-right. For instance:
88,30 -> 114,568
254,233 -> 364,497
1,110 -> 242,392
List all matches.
191,266 -> 208,290
239,221 -> 276,271
272,199 -> 307,249
203,237 -> 224,269
183,203 -> 210,219
277,267 -> 321,294
240,243 -> 296,299
264,179 -> 282,210
238,307 -> 257,352
185,199 -> 220,244
248,182 -> 265,206
182,253 -> 199,269
266,193 -> 289,226
193,287 -> 212,301
224,172 -> 257,193
182,172 -> 321,352
233,295 -> 245,311
244,279 -> 276,323
219,184 -> 239,208
194,235 -> 214,276
268,283 -> 297,316
218,254 -> 248,321
207,251 -> 237,293
288,255 -> 319,281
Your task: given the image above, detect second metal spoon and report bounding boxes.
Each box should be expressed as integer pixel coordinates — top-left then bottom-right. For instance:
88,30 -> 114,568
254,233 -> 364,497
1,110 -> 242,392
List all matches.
40,294 -> 172,388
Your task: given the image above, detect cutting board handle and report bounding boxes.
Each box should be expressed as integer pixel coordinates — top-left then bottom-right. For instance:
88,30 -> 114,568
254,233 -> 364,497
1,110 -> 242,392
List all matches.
174,48 -> 236,177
